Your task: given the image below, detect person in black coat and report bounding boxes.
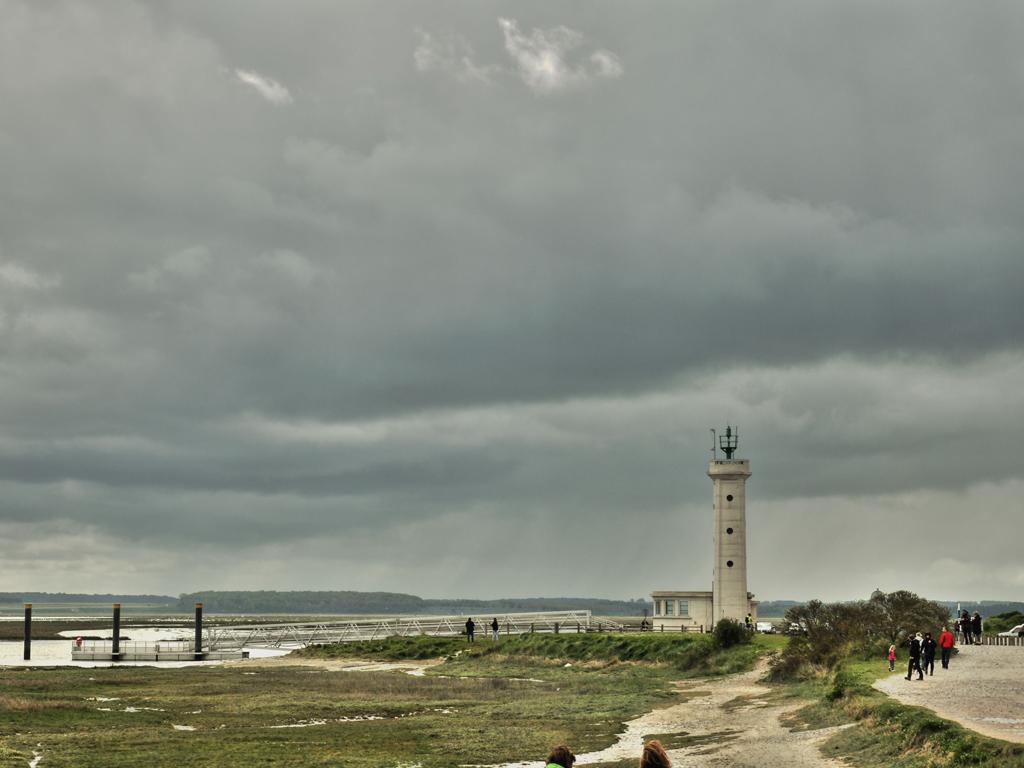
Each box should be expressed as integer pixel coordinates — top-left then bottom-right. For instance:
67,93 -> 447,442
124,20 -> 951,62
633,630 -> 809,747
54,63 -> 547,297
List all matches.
961,610 -> 973,644
971,612 -> 983,644
465,617 -> 475,642
921,632 -> 938,676
905,633 -> 924,680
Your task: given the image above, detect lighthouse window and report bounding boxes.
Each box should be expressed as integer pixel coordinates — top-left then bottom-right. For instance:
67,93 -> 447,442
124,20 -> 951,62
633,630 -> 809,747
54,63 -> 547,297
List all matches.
726,494 -> 734,502
677,600 -> 689,616
665,600 -> 675,616
727,560 -> 734,568
726,527 -> 734,534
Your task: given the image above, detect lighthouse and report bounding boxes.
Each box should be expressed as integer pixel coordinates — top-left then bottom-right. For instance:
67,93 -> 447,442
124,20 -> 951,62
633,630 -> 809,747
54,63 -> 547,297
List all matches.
710,426 -> 752,623
650,425 -> 757,631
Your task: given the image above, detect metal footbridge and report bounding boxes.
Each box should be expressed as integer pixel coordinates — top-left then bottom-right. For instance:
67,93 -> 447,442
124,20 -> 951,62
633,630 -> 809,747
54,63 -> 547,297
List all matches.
205,610 -> 624,650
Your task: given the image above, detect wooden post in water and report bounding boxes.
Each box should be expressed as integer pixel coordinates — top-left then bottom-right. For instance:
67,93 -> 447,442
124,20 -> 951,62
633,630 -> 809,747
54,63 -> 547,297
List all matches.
194,603 -> 204,660
23,603 -> 32,661
111,603 -> 121,659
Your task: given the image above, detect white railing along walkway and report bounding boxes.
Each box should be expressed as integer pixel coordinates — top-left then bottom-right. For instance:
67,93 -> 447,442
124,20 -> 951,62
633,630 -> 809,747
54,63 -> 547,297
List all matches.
205,610 -> 624,650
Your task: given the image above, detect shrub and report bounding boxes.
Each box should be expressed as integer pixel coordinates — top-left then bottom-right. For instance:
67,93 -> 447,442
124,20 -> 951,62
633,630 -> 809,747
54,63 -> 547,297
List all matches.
826,665 -> 857,701
772,590 -> 949,680
985,611 -> 1024,634
713,618 -> 751,649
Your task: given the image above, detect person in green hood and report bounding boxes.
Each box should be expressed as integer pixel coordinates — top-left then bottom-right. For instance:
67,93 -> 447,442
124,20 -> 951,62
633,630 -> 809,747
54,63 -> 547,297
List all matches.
545,745 -> 575,768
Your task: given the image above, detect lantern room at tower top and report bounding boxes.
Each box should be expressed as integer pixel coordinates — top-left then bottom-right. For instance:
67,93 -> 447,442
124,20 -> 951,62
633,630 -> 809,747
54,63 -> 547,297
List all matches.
650,426 -> 758,631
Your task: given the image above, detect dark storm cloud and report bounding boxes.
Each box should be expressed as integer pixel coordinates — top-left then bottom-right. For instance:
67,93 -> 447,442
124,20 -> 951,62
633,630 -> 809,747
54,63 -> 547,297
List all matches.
1,0 -> 1022,598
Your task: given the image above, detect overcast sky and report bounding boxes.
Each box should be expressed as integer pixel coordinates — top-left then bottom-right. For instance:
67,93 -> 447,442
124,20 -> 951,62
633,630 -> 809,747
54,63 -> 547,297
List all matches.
1,1 -> 1022,603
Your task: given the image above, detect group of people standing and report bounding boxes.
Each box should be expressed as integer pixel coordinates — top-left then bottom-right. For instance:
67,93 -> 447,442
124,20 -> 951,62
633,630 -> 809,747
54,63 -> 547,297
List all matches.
954,610 -> 983,645
891,626 -> 957,680
545,740 -> 672,768
464,617 -> 501,642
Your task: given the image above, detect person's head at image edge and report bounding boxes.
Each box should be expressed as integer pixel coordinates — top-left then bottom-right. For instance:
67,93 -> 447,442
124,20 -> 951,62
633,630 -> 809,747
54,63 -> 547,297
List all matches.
546,745 -> 575,768
640,740 -> 672,768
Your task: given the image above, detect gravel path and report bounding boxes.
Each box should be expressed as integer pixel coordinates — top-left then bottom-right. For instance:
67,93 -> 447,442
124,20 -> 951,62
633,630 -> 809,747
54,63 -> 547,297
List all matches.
874,644 -> 1024,743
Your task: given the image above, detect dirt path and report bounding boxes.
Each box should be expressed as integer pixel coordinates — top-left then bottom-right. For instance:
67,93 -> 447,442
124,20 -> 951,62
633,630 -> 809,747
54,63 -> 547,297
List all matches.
497,660 -> 847,768
874,644 -> 1024,743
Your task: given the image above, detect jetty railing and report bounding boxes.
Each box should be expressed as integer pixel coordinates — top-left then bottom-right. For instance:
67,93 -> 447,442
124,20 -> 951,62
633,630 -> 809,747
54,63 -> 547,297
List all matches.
204,610 -> 624,650
70,639 -> 243,661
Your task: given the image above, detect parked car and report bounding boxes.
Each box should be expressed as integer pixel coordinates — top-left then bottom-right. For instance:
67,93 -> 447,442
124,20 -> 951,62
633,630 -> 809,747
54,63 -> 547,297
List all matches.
997,623 -> 1024,637
755,621 -> 776,634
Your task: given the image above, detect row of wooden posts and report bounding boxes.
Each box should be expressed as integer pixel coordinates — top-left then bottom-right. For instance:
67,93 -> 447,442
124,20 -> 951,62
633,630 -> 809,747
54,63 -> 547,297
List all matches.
21,602 -> 205,661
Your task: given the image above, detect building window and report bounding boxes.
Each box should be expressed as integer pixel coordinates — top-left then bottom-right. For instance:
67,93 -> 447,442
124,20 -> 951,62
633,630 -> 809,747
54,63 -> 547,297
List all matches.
677,600 -> 689,617
654,600 -> 662,616
665,600 -> 675,616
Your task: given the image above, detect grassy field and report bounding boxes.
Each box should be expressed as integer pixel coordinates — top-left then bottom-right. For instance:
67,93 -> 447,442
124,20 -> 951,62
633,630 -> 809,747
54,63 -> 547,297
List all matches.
0,633 -> 778,768
780,658 -> 1024,767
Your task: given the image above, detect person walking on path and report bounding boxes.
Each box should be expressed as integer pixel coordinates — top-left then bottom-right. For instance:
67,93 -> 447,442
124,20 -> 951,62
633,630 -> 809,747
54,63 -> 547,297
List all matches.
465,617 -> 475,643
922,632 -> 937,676
545,746 -> 575,768
640,740 -> 672,768
888,644 -> 897,672
906,632 -> 924,680
971,612 -> 983,644
491,617 -> 499,641
939,626 -> 955,669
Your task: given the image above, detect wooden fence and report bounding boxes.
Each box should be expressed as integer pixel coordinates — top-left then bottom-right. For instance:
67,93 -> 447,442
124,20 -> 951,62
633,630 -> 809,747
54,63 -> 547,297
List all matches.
980,634 -> 1024,647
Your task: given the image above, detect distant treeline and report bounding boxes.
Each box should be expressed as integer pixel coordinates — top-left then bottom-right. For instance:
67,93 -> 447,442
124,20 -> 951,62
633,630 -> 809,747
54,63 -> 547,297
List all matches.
175,590 -> 651,616
0,593 -> 175,604
755,600 -> 803,617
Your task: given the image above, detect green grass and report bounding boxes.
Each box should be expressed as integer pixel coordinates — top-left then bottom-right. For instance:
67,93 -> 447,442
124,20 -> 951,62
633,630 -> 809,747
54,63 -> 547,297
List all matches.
0,633 -> 776,768
297,631 -> 786,677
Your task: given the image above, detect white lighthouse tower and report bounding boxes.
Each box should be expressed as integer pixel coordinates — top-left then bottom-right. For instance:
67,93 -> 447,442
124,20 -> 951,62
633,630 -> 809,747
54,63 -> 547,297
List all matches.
710,425 -> 752,624
649,426 -> 757,631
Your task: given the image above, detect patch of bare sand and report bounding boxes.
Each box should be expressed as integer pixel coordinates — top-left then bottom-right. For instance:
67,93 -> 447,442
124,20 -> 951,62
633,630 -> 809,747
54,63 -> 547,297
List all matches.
874,644 -> 1024,743
493,659 -> 847,768
232,655 -> 443,675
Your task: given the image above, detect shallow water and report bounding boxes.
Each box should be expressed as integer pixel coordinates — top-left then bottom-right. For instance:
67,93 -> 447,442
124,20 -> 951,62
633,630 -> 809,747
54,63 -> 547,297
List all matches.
0,640 -> 287,668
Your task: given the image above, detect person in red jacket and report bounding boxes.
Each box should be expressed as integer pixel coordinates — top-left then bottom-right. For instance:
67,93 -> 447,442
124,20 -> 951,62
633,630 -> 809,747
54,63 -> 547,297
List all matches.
938,626 -> 955,669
